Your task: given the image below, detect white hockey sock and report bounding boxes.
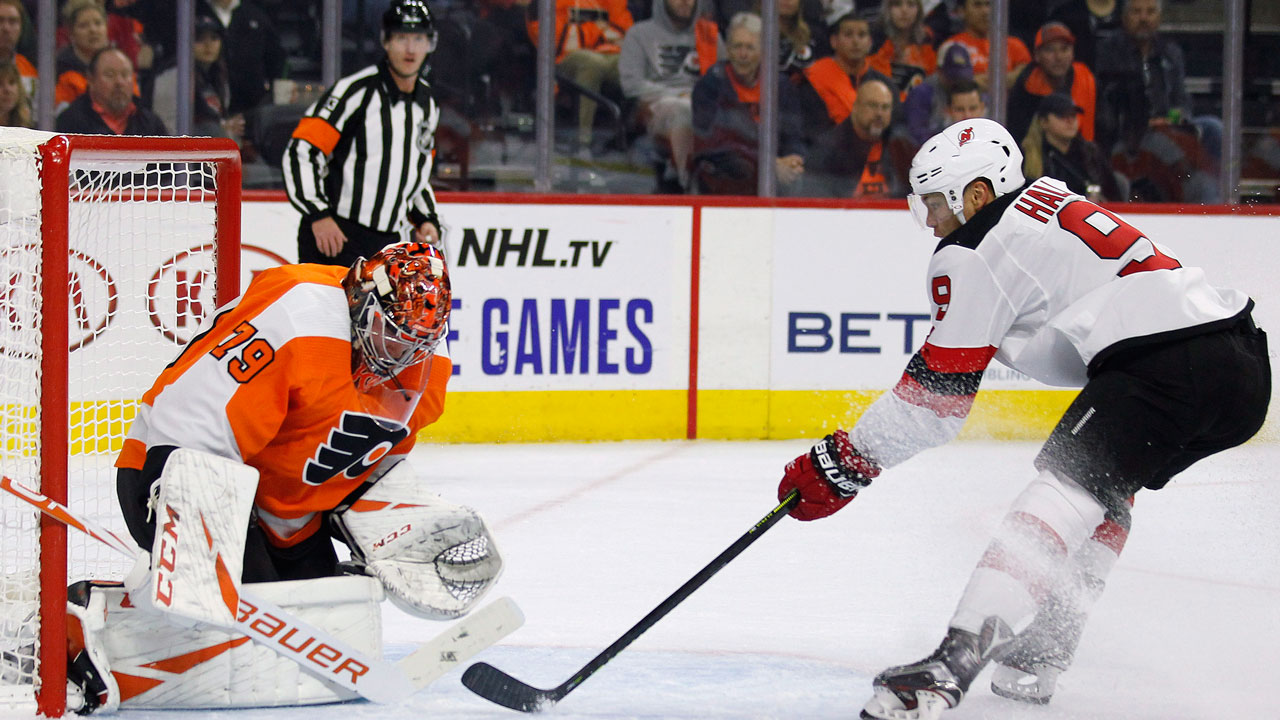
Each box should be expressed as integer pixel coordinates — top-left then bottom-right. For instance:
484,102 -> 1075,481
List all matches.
1059,497 -> 1131,611
950,470 -> 1106,637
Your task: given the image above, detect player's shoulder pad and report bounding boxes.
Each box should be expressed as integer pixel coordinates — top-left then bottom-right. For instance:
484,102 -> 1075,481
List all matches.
934,181 -> 1031,254
238,264 -> 350,342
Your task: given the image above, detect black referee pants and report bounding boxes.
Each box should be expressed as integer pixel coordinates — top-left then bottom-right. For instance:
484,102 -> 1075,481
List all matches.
297,215 -> 402,267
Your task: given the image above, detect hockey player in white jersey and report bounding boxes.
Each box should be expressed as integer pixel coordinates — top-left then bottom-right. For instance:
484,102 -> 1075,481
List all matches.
776,118 -> 1270,719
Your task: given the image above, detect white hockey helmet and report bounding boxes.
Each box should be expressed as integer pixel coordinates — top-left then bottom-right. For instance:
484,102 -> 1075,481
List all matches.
907,118 -> 1025,228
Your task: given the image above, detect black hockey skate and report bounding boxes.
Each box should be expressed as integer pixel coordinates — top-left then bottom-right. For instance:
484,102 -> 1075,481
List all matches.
861,618 -> 1014,720
990,603 -> 1085,705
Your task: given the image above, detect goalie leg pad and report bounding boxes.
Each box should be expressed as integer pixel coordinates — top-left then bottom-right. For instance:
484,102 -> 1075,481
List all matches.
334,461 -> 503,620
131,449 -> 259,628
74,576 -> 385,710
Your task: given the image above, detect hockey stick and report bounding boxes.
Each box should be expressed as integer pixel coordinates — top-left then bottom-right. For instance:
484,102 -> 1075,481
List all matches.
461,489 -> 801,712
1,475 -> 522,702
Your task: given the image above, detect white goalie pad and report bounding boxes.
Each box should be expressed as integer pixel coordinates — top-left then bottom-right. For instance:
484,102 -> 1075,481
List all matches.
130,449 -> 259,628
334,461 -> 503,620
73,576 -> 385,711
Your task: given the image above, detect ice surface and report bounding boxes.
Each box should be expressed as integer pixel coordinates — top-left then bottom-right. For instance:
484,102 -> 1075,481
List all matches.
37,440 -> 1280,719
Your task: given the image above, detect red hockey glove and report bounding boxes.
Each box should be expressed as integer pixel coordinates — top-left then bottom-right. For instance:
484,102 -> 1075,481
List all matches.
778,430 -> 881,521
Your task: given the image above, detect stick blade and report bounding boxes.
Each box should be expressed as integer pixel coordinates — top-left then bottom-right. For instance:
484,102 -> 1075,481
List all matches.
398,596 -> 525,690
461,661 -> 559,713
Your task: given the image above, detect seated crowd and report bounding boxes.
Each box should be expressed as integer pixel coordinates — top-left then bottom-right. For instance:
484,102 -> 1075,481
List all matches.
0,0 -> 1247,203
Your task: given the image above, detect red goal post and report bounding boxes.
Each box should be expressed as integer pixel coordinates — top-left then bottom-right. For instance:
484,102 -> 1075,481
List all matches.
0,130 -> 241,716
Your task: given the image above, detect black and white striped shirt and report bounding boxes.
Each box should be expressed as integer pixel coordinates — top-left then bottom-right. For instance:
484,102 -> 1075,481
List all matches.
283,60 -> 441,234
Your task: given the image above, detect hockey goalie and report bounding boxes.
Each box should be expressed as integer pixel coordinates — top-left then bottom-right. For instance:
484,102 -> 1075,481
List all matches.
69,241 -> 503,712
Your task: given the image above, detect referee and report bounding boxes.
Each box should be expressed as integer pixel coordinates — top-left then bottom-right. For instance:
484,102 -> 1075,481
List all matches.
283,0 -> 443,266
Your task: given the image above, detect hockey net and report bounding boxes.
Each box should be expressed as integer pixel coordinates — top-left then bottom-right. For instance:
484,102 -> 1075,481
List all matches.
0,129 -> 241,716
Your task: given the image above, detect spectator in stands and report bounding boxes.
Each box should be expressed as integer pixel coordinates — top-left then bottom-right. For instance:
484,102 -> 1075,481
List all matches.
945,76 -> 985,121
524,0 -> 633,155
923,0 -> 961,49
429,1 -> 510,121
197,0 -> 285,116
1021,92 -> 1120,202
0,60 -> 32,127
0,0 -> 34,100
152,14 -> 242,142
691,12 -> 805,195
619,0 -> 722,191
798,12 -> 887,141
55,0 -> 110,111
55,47 -> 167,135
774,0 -> 818,78
815,0 -> 853,29
1007,21 -> 1096,145
1095,0 -> 1206,152
475,0 -> 537,115
1049,0 -> 1123,71
113,0 -> 176,70
56,1 -> 152,77
1096,0 -> 1218,202
937,0 -> 1030,92
868,0 -> 935,96
716,0 -> 827,50
804,75 -> 903,197
901,41 -> 974,144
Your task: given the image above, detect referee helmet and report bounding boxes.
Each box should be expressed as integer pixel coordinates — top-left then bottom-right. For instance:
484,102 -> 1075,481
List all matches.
383,0 -> 435,37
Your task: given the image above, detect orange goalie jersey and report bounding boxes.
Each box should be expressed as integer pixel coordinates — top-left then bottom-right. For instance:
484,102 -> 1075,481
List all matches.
116,263 -> 452,546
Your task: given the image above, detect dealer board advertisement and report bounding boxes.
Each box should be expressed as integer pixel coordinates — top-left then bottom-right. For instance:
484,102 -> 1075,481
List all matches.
441,203 -> 693,392
766,206 -> 1280,399
769,207 -> 939,391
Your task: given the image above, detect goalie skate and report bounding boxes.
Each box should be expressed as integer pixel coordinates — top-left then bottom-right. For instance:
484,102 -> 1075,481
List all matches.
861,619 -> 1013,720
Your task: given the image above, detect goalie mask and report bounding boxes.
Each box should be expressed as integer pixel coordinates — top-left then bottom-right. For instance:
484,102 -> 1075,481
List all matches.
343,242 -> 450,425
907,118 -> 1025,229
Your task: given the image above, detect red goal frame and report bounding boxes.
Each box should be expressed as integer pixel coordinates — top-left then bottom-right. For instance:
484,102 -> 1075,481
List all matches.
34,135 -> 241,717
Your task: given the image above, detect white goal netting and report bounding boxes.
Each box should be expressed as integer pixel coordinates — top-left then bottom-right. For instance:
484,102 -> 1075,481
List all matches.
0,128 -> 238,715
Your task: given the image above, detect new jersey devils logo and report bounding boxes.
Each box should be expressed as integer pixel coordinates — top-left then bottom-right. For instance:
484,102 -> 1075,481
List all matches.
303,412 -> 410,485
958,127 -> 974,146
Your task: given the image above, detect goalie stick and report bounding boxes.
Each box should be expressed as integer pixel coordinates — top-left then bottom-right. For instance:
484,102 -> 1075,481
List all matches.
1,475 -> 522,704
461,490 -> 801,712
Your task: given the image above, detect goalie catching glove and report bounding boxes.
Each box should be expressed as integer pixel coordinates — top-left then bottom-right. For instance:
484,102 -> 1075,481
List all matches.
779,430 -> 880,521
332,461 -> 502,620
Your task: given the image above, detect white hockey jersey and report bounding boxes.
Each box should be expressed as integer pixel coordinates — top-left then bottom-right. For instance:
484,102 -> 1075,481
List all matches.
850,176 -> 1251,468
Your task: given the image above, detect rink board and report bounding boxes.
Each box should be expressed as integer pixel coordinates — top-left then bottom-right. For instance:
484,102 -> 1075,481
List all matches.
53,194 -> 1280,447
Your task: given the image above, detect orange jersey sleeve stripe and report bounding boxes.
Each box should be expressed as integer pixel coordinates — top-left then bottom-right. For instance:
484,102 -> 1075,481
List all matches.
118,437 -> 146,471
291,117 -> 341,155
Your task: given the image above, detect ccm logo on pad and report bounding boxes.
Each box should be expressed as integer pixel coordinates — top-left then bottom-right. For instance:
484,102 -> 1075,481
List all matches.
154,505 -> 180,607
